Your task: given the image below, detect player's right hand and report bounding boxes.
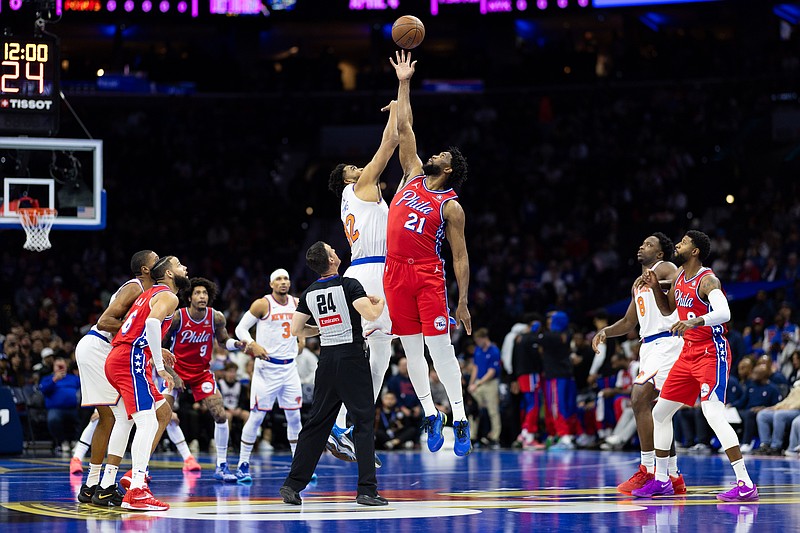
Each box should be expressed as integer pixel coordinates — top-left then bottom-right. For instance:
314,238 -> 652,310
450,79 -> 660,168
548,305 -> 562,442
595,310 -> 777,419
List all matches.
591,330 -> 606,352
158,369 -> 175,393
161,348 -> 176,368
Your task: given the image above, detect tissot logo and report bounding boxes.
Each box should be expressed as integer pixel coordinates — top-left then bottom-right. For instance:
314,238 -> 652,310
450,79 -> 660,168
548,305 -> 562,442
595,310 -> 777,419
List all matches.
7,99 -> 54,110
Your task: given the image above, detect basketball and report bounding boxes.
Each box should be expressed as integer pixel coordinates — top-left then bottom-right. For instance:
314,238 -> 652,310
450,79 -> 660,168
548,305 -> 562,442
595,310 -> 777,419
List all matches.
392,15 -> 425,49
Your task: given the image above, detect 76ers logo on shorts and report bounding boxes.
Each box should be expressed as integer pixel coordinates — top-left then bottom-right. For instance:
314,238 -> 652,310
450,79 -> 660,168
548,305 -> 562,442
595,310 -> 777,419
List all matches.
201,381 -> 215,394
700,383 -> 710,397
434,316 -> 447,332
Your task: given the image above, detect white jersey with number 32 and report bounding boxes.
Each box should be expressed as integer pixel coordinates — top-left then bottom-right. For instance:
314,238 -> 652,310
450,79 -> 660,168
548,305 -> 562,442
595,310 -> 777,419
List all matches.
341,183 -> 388,260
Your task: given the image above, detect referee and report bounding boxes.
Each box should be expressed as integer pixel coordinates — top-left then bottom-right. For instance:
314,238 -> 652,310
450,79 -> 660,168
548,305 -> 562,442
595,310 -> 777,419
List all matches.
279,241 -> 388,506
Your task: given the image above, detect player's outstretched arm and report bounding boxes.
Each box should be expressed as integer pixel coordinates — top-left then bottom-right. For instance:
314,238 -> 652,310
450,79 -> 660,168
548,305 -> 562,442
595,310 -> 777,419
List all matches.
391,50 -> 423,184
214,309 -> 246,352
355,101 -> 399,198
592,299 -> 638,353
96,283 -> 144,335
444,201 -> 472,335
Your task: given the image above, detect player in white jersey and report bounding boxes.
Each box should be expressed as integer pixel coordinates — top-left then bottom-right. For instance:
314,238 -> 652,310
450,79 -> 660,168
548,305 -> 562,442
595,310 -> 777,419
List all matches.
74,250 -> 164,506
592,233 -> 686,495
325,100 -> 398,462
234,268 -> 316,482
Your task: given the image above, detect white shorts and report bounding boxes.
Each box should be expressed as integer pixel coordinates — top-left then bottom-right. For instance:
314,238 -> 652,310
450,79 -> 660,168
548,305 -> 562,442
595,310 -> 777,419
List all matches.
344,261 -> 392,337
250,360 -> 302,412
75,332 -> 121,407
635,335 -> 684,391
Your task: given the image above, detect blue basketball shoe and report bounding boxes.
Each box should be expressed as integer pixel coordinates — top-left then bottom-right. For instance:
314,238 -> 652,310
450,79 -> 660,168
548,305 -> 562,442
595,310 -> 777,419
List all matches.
453,420 -> 472,457
422,411 -> 446,452
214,462 -> 237,483
235,462 -> 252,483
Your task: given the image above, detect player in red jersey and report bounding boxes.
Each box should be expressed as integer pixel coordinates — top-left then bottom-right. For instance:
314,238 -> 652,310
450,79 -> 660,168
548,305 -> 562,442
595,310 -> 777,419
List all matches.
105,256 -> 188,511
632,231 -> 758,502
164,277 -> 247,482
387,50 -> 472,457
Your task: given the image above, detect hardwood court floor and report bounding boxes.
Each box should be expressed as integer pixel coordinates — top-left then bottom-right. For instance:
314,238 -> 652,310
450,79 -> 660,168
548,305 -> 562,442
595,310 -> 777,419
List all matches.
1,447 -> 798,532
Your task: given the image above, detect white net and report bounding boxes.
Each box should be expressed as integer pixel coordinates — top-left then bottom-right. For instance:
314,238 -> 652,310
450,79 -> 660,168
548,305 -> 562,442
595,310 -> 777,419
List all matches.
18,208 -> 57,252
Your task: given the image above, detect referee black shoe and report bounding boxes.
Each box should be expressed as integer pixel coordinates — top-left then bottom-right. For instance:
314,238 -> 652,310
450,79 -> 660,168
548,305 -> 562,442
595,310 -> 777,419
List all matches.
279,486 -> 302,505
356,493 -> 389,506
91,485 -> 124,507
77,484 -> 98,504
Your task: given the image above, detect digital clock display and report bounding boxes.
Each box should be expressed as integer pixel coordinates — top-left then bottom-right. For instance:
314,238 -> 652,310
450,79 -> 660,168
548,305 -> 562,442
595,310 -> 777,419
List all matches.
0,37 -> 60,136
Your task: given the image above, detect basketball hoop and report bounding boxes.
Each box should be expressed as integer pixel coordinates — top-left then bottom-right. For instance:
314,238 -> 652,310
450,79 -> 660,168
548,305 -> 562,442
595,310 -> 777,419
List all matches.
18,208 -> 57,252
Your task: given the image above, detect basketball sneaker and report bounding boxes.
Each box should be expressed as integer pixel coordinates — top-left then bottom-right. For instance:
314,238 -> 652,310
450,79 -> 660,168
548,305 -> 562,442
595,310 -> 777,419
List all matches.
617,465 -> 654,495
326,425 -> 357,462
120,470 -> 152,490
214,462 -> 238,483
671,473 -> 687,495
70,457 -> 83,475
631,478 -> 675,498
77,484 -> 97,504
183,456 -> 201,472
422,411 -> 447,452
235,462 -> 252,483
121,486 -> 170,511
91,485 -> 124,507
716,481 -> 759,502
453,419 -> 472,457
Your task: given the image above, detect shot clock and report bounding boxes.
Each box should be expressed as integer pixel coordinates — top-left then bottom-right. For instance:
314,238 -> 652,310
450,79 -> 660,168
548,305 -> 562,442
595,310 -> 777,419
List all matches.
0,37 -> 60,136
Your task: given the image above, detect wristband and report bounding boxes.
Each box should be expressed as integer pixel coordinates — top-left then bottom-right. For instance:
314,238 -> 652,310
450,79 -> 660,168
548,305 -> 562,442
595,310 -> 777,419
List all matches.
225,338 -> 240,351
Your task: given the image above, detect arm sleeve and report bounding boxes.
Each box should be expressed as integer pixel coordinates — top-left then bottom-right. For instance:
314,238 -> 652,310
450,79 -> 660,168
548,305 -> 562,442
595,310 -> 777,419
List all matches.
589,344 -> 607,376
145,318 -> 166,372
235,311 -> 258,344
701,289 -> 731,327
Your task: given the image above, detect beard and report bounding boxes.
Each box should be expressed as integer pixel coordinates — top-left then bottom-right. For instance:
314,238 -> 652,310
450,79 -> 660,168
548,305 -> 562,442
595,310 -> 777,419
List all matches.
422,162 -> 443,177
673,251 -> 689,267
174,274 -> 191,291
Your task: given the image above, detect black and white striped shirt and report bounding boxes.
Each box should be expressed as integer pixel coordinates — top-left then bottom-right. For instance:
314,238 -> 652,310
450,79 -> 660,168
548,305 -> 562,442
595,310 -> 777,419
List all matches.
297,275 -> 366,346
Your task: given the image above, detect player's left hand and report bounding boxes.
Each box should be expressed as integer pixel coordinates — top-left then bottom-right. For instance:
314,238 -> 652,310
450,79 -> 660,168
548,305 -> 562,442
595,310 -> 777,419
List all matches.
457,302 -> 472,335
158,369 -> 175,393
161,348 -> 176,368
670,318 -> 701,336
390,50 -> 417,81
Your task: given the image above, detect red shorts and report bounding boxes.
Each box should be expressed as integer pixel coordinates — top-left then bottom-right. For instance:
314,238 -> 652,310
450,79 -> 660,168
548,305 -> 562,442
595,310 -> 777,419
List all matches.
105,343 -> 164,418
384,254 -> 451,336
659,337 -> 731,406
518,373 -> 541,394
175,367 -> 218,402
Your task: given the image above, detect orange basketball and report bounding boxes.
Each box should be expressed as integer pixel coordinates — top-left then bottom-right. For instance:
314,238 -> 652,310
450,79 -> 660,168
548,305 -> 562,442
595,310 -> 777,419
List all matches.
392,15 -> 425,50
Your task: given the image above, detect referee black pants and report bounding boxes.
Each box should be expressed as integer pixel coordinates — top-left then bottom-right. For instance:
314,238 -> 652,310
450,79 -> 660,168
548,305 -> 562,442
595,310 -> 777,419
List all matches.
283,343 -> 378,496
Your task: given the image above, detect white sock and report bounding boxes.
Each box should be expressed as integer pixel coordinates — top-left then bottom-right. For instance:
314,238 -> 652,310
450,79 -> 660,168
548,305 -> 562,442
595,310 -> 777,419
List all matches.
641,450 -> 656,474
215,421 -> 229,466
238,410 -> 265,465
290,441 -> 297,456
425,334 -> 466,421
87,463 -> 102,486
731,458 -> 753,487
655,455 -> 670,482
668,455 -> 679,477
285,409 -> 302,458
335,405 -> 348,429
73,417 -> 98,461
100,464 -> 119,489
130,409 -> 159,490
166,421 -> 192,460
400,334 -> 436,417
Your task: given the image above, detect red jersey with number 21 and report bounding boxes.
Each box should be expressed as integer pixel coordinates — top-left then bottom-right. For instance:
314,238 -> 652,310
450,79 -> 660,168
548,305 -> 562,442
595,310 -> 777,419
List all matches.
387,175 -> 459,261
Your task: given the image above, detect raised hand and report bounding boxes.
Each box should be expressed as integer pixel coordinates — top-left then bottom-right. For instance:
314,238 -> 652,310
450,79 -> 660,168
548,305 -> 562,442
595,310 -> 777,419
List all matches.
390,50 -> 417,81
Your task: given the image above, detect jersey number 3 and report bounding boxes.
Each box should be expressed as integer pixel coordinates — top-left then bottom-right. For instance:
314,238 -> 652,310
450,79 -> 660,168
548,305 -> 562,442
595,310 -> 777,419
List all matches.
404,213 -> 426,234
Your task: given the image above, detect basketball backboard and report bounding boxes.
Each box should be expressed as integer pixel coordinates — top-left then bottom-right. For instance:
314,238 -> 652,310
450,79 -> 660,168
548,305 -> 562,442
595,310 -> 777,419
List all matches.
0,137 -> 105,230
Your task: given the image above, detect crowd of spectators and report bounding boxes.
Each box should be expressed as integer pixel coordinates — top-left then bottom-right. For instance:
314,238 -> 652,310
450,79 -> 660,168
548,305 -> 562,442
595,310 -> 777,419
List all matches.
1,5 -> 799,453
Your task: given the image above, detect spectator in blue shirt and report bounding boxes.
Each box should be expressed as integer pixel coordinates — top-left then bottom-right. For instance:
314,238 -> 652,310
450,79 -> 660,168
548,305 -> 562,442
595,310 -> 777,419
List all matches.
38,356 -> 81,452
730,363 -> 782,452
468,328 -> 502,448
